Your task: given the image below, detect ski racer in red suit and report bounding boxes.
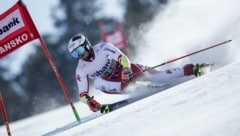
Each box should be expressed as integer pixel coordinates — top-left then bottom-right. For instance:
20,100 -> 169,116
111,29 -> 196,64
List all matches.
67,34 -> 209,112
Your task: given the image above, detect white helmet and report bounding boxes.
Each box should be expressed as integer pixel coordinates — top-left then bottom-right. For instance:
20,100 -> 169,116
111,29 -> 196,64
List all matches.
68,34 -> 92,58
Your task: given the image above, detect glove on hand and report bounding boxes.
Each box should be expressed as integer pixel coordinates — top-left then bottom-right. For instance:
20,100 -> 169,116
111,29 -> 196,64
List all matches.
121,67 -> 133,83
81,94 -> 101,112
87,97 -> 101,112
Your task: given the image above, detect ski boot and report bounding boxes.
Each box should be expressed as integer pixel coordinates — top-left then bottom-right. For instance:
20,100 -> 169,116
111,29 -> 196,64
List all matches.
184,63 -> 212,77
193,63 -> 212,77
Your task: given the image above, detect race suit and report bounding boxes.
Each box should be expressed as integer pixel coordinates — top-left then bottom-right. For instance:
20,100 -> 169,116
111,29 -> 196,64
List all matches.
75,43 -> 186,96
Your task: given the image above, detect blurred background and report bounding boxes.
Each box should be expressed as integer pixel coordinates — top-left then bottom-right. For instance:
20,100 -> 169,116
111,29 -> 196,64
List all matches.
0,0 -> 168,124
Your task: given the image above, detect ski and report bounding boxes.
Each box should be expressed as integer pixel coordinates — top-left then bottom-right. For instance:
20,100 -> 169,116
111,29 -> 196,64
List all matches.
42,80 -> 193,136
100,99 -> 130,114
42,99 -> 130,136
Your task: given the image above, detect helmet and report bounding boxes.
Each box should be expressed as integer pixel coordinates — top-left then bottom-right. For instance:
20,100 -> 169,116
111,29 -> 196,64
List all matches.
68,34 -> 92,58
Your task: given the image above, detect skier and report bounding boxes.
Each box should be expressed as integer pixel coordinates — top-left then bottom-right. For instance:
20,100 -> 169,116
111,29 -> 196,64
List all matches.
67,34 -> 209,112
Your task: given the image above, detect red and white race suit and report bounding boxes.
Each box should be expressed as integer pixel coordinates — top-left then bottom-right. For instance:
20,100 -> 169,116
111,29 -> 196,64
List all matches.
76,43 -> 186,96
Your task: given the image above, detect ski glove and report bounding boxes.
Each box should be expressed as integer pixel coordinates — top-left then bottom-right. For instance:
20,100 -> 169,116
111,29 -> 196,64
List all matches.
121,67 -> 133,83
87,98 -> 101,112
80,94 -> 101,112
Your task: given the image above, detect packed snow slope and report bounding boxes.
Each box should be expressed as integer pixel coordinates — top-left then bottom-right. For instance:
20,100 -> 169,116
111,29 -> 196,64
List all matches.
1,62 -> 240,136
56,62 -> 240,136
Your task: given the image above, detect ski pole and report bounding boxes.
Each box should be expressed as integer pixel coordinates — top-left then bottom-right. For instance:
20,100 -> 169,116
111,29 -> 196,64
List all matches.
142,39 -> 232,73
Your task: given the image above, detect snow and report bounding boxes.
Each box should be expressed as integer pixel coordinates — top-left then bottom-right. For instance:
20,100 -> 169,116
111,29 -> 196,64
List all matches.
56,62 -> 240,136
134,0 -> 240,67
1,0 -> 240,135
1,62 -> 240,136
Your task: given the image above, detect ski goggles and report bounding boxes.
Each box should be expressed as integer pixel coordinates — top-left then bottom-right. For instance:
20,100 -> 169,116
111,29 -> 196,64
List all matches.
71,46 -> 85,58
